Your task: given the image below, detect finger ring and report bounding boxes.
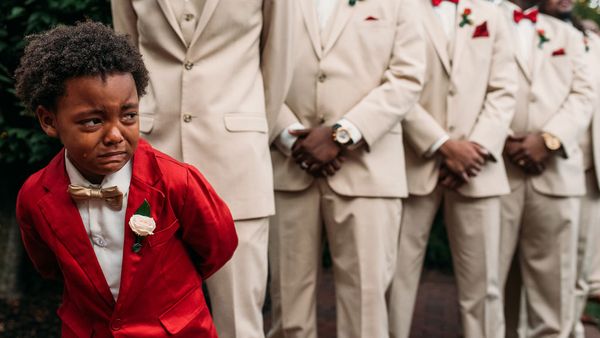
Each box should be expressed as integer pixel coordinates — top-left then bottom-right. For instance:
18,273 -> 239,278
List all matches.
518,159 -> 526,166
300,161 -> 309,169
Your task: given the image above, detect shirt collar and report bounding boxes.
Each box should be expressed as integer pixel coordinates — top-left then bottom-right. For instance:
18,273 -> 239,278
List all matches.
64,151 -> 132,195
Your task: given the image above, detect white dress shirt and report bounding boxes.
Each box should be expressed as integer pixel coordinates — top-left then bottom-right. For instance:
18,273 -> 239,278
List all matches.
316,0 -> 339,30
432,1 -> 458,39
65,153 -> 132,300
513,7 -> 537,64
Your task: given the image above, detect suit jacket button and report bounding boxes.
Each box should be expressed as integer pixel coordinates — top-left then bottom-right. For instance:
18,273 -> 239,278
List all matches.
111,318 -> 122,331
318,73 -> 327,83
448,125 -> 455,132
184,13 -> 195,21
184,61 -> 194,70
183,114 -> 192,123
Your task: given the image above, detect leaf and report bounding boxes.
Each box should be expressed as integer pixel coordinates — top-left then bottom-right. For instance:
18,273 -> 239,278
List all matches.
135,200 -> 151,217
7,7 -> 25,20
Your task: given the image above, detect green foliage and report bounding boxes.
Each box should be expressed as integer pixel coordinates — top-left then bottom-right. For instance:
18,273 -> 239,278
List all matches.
585,301 -> 600,325
424,209 -> 453,272
575,0 -> 600,24
0,0 -> 111,168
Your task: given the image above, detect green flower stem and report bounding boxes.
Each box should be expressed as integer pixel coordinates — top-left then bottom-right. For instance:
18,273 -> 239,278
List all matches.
132,235 -> 143,253
459,16 -> 472,27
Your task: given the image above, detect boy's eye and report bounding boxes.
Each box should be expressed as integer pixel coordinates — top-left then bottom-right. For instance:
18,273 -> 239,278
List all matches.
122,112 -> 138,122
80,118 -> 102,127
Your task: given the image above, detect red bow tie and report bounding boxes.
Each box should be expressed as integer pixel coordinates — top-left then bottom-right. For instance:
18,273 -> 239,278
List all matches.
432,0 -> 459,7
513,9 -> 538,23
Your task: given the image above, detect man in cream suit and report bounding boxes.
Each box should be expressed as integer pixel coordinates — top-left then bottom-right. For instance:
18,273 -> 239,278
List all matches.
268,0 -> 425,337
387,0 -> 517,337
111,2 -> 293,337
536,0 -> 600,336
497,0 -> 594,336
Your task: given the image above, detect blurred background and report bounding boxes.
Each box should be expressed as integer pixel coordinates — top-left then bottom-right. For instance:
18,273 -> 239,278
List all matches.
1,0 -> 600,336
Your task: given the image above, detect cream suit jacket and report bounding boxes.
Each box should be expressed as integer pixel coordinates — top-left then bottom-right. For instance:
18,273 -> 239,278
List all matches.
402,0 -> 518,198
271,0 -> 425,198
581,33 -> 600,189
111,0 -> 293,220
500,2 -> 595,197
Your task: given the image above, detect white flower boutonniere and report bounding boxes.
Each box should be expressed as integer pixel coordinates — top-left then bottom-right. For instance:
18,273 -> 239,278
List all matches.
129,200 -> 155,253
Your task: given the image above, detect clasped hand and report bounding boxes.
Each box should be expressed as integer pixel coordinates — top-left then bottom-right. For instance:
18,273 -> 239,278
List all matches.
291,126 -> 345,177
503,134 -> 549,175
438,140 -> 489,189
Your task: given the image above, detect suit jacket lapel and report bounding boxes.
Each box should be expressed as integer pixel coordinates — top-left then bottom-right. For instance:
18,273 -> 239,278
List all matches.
299,0 -> 323,59
157,0 -> 187,47
322,1 -> 354,55
531,18 -> 548,81
422,1 -> 451,75
502,2 -> 532,81
114,141 -> 165,310
39,150 -> 115,309
189,0 -> 220,48
114,177 -> 151,309
451,0 -> 471,76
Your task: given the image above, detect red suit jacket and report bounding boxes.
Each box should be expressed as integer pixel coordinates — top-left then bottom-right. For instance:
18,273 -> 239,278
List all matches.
16,140 -> 238,337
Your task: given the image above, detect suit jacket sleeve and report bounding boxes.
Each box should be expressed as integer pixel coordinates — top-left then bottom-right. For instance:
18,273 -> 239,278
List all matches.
542,28 -> 595,156
177,165 -> 238,279
344,0 -> 426,147
270,103 -> 301,144
468,13 -> 517,160
262,0 -> 295,139
402,103 -> 448,156
16,184 -> 61,280
111,0 -> 138,46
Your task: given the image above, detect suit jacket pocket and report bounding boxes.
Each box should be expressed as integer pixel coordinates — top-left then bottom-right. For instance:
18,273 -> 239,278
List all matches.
140,115 -> 154,134
147,219 -> 179,248
224,114 -> 268,133
159,286 -> 206,335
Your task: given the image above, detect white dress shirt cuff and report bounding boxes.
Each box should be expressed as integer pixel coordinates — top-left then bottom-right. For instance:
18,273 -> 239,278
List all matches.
425,135 -> 450,158
277,122 -> 305,155
337,118 -> 363,144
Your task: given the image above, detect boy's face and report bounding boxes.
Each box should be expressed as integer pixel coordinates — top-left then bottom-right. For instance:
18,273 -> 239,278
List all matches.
37,73 -> 140,184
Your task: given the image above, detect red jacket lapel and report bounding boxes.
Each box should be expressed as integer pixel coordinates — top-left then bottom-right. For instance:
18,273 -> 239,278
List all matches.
114,140 -> 167,310
38,149 -> 116,308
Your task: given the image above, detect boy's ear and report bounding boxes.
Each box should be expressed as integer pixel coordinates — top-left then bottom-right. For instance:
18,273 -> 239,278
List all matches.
35,105 -> 59,138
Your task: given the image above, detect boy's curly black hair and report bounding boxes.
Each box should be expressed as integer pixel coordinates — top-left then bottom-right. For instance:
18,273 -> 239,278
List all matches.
14,21 -> 149,113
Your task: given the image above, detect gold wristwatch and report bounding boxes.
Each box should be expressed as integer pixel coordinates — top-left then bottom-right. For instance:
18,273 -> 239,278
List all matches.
332,123 -> 354,147
541,132 -> 561,151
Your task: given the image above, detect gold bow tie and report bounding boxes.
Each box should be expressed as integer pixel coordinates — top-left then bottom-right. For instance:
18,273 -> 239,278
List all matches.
68,184 -> 123,210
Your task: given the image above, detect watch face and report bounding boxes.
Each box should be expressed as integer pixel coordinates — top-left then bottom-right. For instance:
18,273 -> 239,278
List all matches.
542,133 -> 561,151
547,138 -> 561,151
336,129 -> 352,144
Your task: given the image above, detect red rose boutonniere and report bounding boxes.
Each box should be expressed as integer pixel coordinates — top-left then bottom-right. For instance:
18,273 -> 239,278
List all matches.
537,29 -> 550,49
129,200 -> 155,253
459,8 -> 473,27
349,0 -> 364,6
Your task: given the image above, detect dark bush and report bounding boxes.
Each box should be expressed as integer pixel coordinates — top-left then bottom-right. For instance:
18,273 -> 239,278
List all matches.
0,1 -> 111,209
